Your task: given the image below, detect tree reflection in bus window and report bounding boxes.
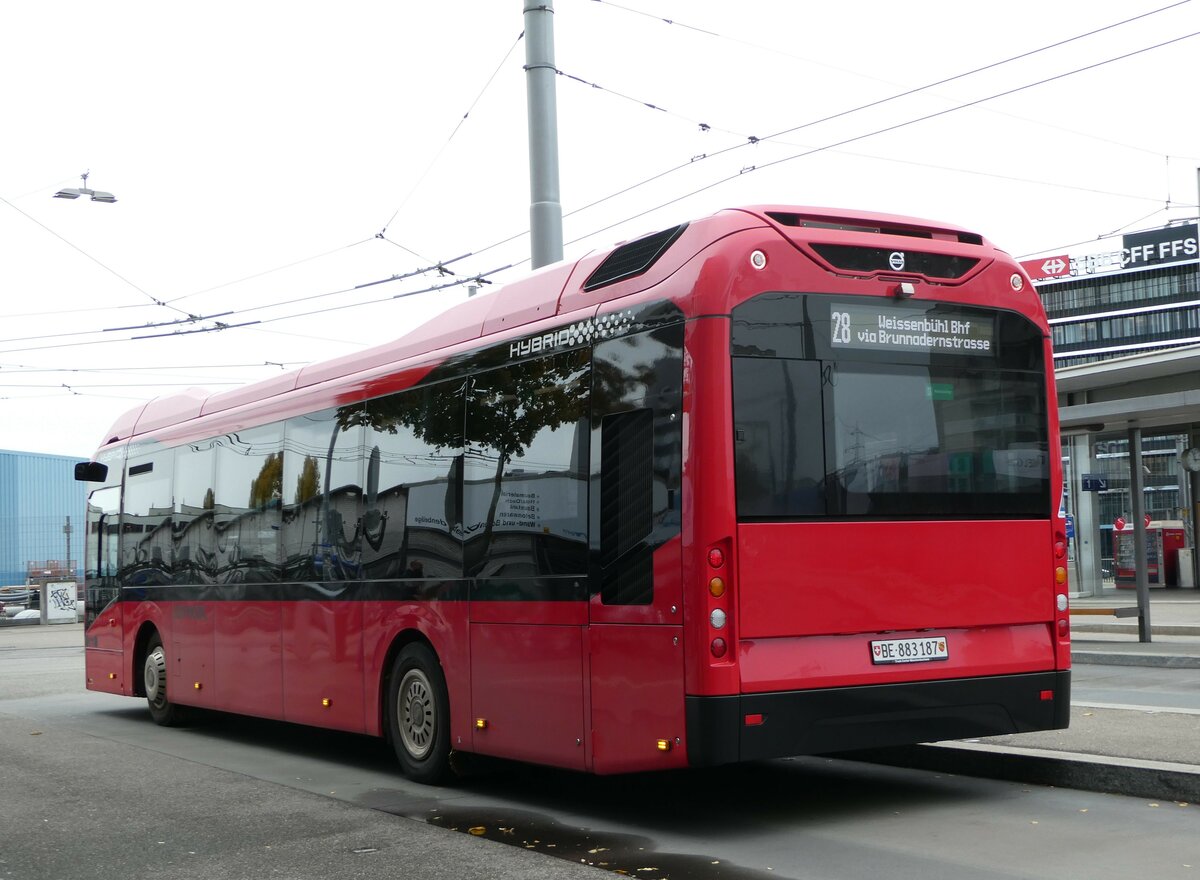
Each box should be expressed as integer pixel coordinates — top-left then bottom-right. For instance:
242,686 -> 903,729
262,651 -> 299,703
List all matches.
212,424 -> 283,583
282,408 -> 365,582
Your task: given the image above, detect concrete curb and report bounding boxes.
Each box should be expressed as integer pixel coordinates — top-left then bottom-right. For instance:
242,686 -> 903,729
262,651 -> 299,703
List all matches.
1072,650 -> 1200,669
1072,624 -> 1200,637
837,741 -> 1200,802
1074,651 -> 1200,668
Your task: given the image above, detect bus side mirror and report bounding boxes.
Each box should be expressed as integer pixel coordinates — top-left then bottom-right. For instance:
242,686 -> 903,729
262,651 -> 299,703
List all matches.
74,462 -> 109,482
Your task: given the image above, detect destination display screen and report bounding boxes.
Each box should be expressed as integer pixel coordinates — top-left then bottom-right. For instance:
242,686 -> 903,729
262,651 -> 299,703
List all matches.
829,302 -> 995,356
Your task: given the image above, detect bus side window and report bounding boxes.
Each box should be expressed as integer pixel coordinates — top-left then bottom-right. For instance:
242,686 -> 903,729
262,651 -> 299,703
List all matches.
212,424 -> 283,584
282,407 -> 365,582
363,380 -> 465,581
121,452 -> 174,587
174,442 -> 217,584
463,350 -> 590,580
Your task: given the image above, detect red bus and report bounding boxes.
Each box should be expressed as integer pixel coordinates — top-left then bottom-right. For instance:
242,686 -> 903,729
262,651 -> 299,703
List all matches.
77,205 -> 1070,783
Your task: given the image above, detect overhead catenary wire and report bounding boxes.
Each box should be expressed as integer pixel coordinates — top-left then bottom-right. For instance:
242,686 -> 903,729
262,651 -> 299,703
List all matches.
8,23 -> 1194,361
555,0 -> 1198,228
377,30 -> 526,239
4,10 -> 1196,367
103,32 -> 524,319
0,192 -> 194,320
164,238 -> 375,305
561,28 -> 1200,249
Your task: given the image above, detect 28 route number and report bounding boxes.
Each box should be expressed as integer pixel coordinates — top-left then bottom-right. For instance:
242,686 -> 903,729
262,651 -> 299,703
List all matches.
831,311 -> 851,344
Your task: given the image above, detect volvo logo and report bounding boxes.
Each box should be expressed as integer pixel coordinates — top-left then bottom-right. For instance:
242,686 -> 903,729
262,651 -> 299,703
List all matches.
888,251 -> 906,271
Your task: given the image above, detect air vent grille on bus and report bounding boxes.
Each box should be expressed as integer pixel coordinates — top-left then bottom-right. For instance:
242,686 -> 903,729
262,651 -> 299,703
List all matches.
810,243 -> 980,279
583,223 -> 689,291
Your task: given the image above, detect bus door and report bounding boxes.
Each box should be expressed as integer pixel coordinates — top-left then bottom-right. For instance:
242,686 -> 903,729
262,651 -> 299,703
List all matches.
465,352 -> 592,770
588,322 -> 687,773
83,483 -> 124,693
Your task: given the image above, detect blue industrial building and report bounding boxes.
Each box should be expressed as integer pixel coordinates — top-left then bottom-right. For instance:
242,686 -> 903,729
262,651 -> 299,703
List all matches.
0,449 -> 87,586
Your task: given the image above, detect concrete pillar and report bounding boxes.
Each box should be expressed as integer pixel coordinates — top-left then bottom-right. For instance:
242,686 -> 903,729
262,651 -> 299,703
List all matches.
1069,434 -> 1102,597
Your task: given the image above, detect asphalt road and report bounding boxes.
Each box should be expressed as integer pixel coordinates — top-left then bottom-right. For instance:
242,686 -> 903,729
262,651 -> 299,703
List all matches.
2,626 -> 1197,880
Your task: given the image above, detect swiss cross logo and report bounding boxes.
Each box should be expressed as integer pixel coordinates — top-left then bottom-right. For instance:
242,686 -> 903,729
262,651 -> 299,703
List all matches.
872,645 -> 882,657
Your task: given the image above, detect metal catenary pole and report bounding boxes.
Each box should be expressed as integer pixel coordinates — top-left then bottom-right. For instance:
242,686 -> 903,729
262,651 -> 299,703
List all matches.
1128,426 -> 1153,641
523,0 -> 564,269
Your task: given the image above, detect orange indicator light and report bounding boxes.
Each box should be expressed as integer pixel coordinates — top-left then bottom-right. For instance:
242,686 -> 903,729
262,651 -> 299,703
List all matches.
709,577 -> 725,597
1055,567 -> 1067,585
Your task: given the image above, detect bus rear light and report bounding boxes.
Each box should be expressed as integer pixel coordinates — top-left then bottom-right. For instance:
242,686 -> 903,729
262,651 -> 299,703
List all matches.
1054,567 -> 1067,585
1054,540 -> 1066,559
1056,594 -> 1068,612
710,609 -> 727,629
1039,690 -> 1054,701
710,637 -> 727,658
1057,619 -> 1069,637
744,713 -> 764,726
708,547 -> 725,568
709,577 -> 726,598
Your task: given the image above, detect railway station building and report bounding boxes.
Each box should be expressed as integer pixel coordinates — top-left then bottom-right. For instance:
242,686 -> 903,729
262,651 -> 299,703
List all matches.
1025,220 -> 1200,596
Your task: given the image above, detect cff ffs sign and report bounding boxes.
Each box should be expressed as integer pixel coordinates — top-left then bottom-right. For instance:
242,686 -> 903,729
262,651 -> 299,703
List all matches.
1023,222 -> 1198,282
1121,224 -> 1198,270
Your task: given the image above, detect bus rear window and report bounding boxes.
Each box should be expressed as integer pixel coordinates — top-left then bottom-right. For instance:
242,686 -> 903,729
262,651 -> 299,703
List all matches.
731,295 -> 1050,520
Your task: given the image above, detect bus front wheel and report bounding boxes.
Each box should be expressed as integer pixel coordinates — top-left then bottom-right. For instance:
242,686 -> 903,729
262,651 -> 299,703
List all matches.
143,634 -> 186,726
386,642 -> 451,784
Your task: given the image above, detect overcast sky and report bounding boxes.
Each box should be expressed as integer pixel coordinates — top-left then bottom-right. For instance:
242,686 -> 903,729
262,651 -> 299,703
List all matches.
2,0 -> 1197,458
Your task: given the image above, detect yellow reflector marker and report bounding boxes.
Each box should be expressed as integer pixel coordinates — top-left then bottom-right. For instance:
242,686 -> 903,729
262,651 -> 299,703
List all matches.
475,718 -> 488,730
656,739 -> 672,752
194,682 -> 202,690
322,698 -> 332,708
709,577 -> 725,597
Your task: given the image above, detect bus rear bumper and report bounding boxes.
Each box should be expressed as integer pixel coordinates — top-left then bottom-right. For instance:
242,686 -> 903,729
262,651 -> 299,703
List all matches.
685,670 -> 1071,767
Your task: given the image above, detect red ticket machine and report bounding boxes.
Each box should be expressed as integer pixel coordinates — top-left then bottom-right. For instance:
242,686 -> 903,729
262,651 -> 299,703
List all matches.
1114,520 -> 1187,587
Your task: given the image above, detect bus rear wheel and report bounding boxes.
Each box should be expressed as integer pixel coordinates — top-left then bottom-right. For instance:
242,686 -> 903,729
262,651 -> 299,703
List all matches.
386,643 -> 451,784
143,634 -> 186,726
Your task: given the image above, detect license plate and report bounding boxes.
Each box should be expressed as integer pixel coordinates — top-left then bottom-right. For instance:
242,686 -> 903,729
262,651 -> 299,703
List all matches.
870,636 -> 949,665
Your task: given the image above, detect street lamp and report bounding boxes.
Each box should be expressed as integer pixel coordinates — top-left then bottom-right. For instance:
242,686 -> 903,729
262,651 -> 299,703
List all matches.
53,171 -> 117,203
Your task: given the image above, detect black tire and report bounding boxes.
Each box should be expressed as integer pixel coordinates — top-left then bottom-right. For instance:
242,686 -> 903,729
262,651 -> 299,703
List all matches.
386,642 -> 451,784
143,633 -> 186,726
